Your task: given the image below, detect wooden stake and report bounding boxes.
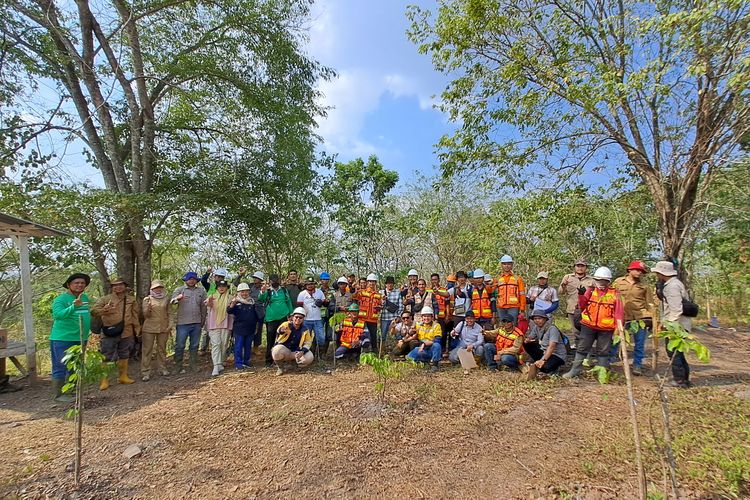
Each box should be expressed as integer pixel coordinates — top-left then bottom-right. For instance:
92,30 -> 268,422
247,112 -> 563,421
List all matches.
74,315 -> 86,486
620,327 -> 647,499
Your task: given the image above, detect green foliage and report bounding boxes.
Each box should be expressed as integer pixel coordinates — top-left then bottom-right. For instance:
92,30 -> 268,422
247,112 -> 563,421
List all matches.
61,346 -> 113,397
657,321 -> 711,363
589,365 -> 611,385
359,352 -> 415,403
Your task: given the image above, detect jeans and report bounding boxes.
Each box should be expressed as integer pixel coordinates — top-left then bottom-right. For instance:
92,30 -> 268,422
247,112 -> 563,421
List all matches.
407,342 -> 442,363
380,319 -> 393,343
50,340 -> 80,381
498,308 -> 519,325
233,333 -> 253,367
609,322 -> 648,367
305,319 -> 325,347
175,323 -> 202,359
483,343 -> 520,370
335,345 -> 361,360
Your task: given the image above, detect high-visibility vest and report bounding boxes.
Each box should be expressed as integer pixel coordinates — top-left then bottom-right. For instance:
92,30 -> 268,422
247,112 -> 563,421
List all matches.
429,288 -> 448,319
581,288 -> 619,330
471,287 -> 493,319
340,318 -> 366,348
496,274 -> 521,308
495,327 -> 524,352
356,289 -> 382,323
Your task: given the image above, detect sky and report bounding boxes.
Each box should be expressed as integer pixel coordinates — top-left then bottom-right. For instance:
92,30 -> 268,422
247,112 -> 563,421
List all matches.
305,0 -> 454,185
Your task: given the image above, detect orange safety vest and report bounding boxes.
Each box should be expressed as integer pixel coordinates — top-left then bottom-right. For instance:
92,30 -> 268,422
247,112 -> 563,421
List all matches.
581,288 -> 619,331
356,289 -> 382,323
495,327 -> 525,353
340,318 -> 366,348
429,288 -> 448,319
496,274 -> 521,308
471,286 -> 493,319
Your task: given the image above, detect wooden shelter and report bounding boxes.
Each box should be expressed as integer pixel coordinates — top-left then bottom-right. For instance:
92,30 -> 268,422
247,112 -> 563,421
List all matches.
0,213 -> 70,382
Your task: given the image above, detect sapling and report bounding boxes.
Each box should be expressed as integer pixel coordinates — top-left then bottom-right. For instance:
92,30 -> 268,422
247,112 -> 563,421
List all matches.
359,352 -> 415,404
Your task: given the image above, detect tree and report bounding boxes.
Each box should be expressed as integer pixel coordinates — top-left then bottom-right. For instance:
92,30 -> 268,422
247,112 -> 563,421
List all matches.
408,0 -> 750,265
2,0 -> 331,297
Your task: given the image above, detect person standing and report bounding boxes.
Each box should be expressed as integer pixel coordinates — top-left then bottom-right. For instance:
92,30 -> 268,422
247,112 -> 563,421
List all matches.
449,271 -> 470,334
199,266 -> 229,353
428,273 -> 451,351
296,277 -> 327,357
526,272 -> 559,317
558,259 -> 595,349
171,272 -> 207,374
652,261 -> 693,388
333,276 -> 353,313
495,255 -> 526,325
353,274 -> 383,353
258,274 -> 294,367
49,273 -> 91,402
563,267 -> 624,378
205,280 -> 234,376
227,282 -> 258,370
400,269 -> 420,314
141,280 -> 171,381
250,272 -> 266,356
612,261 -> 655,375
284,270 -> 303,300
380,276 -> 403,349
458,269 -> 496,327
91,276 -> 141,389
319,272 -> 336,355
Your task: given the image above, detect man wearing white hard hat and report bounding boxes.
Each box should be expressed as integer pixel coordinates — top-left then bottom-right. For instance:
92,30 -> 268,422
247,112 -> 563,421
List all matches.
652,260 -> 693,388
495,255 -> 526,325
227,282 -> 259,370
456,268 -> 496,327
563,267 -> 624,379
296,276 -> 327,357
353,274 -> 383,352
333,276 -> 353,313
400,269 -> 420,314
272,307 -> 314,375
406,307 -> 443,372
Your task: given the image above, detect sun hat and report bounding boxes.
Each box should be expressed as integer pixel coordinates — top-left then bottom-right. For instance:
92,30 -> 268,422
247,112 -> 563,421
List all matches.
537,271 -> 549,279
63,273 -> 91,289
651,261 -> 677,276
150,280 -> 165,290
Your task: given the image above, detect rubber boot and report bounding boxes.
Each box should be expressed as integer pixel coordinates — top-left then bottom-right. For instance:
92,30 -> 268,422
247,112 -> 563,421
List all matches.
563,353 -> 586,379
173,354 -> 184,375
117,359 -> 135,384
597,356 -> 611,370
189,350 -> 198,373
52,378 -> 74,403
99,375 -> 110,390
526,364 -> 539,381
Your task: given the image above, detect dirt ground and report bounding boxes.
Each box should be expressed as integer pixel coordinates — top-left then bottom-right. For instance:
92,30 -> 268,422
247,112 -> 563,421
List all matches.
1,327 -> 749,499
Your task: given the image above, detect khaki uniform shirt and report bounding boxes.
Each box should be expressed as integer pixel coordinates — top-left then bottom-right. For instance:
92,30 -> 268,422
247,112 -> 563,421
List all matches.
613,276 -> 655,321
558,273 -> 595,314
141,296 -> 171,334
91,293 -> 141,338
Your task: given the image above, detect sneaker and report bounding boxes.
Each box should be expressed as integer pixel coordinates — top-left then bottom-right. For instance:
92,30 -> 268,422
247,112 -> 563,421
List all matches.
275,366 -> 284,376
142,375 -> 150,382
211,366 -> 220,377
218,364 -> 225,373
179,368 -> 187,374
160,369 -> 170,376
668,379 -> 690,389
632,365 -> 643,376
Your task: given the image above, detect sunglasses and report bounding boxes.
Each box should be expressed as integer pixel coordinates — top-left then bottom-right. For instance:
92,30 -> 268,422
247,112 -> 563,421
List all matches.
401,316 -> 410,319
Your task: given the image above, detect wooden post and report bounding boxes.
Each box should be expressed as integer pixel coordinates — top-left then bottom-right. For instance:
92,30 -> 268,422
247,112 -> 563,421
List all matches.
619,327 -> 647,500
14,235 -> 36,382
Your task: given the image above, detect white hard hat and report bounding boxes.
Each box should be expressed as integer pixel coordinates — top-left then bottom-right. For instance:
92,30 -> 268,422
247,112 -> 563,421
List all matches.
366,273 -> 378,281
337,276 -> 348,284
292,307 -> 306,317
473,268 -> 485,278
214,267 -> 228,277
237,283 -> 250,291
407,269 -> 419,277
252,271 -> 264,280
499,255 -> 513,263
421,307 -> 434,315
593,266 -> 613,280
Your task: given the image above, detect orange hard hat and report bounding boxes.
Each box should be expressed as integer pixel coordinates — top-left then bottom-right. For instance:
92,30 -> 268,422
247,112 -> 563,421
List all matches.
447,274 -> 457,281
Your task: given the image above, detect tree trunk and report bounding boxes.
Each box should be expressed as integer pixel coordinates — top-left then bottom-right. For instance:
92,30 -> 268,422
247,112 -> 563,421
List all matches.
116,226 -> 136,293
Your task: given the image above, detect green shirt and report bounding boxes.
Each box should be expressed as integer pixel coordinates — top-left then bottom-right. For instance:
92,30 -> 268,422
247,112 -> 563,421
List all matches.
257,287 -> 293,322
50,292 -> 91,342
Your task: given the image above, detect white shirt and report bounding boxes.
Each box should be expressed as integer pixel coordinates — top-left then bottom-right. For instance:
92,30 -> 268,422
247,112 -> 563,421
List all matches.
297,289 -> 325,321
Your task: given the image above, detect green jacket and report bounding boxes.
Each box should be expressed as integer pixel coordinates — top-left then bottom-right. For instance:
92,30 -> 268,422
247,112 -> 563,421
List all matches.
258,287 -> 293,322
50,292 -> 91,342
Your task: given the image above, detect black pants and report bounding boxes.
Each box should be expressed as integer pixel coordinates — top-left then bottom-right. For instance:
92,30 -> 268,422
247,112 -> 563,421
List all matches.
254,318 -> 264,349
665,338 -> 690,382
265,320 -> 283,366
524,341 -> 565,374
366,322 -> 378,352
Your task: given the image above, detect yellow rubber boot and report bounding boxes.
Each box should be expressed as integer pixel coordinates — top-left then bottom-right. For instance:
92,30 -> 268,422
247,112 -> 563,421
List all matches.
99,376 -> 110,391
117,359 -> 135,384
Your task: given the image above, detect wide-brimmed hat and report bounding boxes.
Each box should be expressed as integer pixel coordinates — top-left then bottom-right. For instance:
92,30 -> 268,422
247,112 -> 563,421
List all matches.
110,276 -> 128,286
651,261 -> 677,276
63,273 -> 91,289
150,280 -> 165,290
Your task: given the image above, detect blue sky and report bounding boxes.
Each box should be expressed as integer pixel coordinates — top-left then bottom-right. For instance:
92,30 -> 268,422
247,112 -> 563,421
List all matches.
306,0 -> 454,185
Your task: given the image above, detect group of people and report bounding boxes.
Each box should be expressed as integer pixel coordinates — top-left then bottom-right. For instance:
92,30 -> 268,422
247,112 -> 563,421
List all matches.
47,255 -> 695,403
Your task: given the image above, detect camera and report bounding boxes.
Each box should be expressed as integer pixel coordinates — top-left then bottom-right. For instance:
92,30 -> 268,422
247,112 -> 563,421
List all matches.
314,299 -> 324,307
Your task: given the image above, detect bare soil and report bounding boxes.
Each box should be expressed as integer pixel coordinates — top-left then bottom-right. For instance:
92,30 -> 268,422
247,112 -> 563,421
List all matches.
1,327 -> 749,499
